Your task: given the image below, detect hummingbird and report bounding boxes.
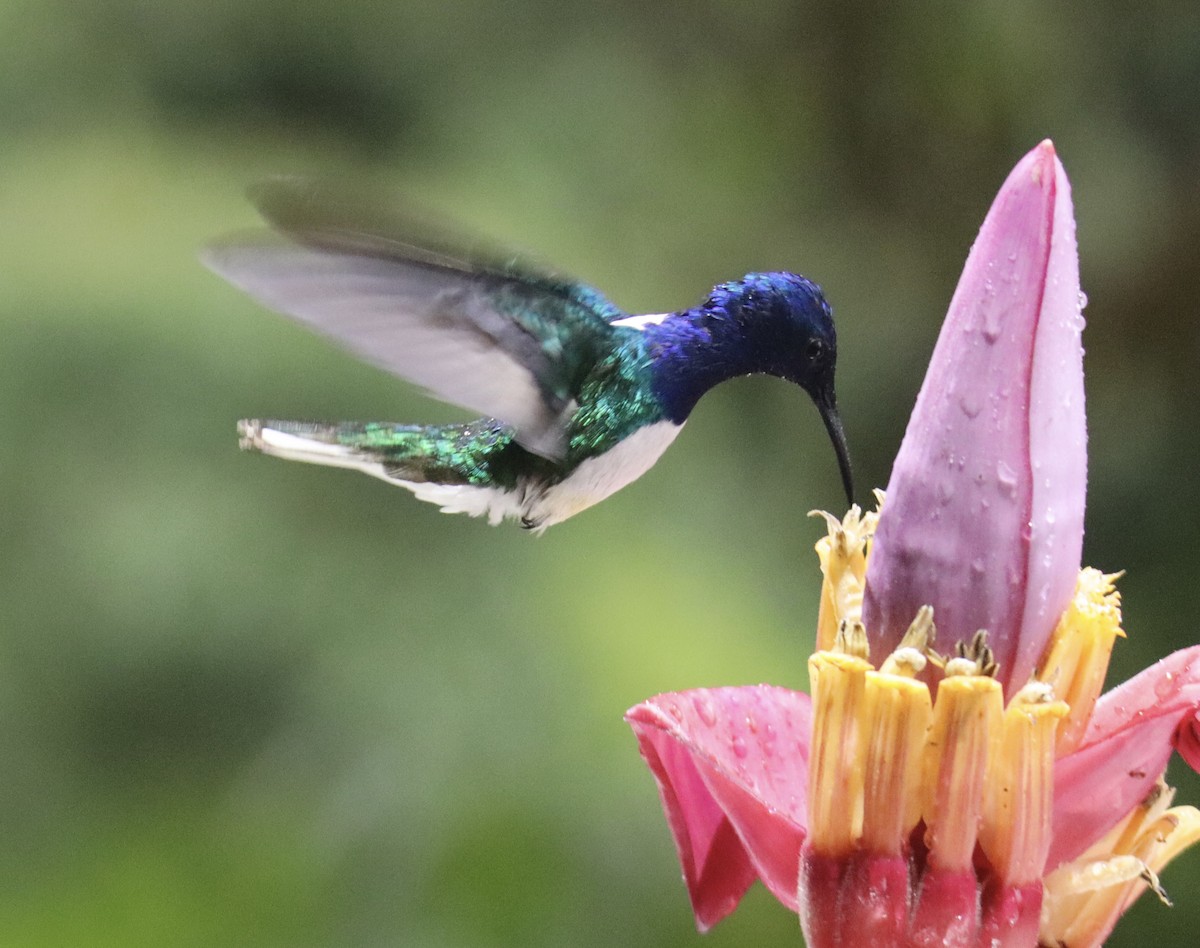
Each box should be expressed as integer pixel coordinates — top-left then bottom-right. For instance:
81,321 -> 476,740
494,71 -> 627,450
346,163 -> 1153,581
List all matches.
204,179 -> 853,531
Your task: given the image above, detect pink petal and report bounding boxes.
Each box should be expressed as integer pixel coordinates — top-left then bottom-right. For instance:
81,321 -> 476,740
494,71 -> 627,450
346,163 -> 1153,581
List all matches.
630,726 -> 759,930
863,141 -> 1086,695
1176,708 -> 1200,772
1048,645 -> 1200,868
626,685 -> 812,927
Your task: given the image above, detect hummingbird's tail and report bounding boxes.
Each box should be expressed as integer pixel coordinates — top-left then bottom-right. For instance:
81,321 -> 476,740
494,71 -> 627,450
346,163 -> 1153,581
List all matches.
237,419 -> 540,525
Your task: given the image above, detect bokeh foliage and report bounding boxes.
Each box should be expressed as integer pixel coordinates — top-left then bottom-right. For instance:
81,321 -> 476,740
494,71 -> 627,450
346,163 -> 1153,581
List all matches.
1,1 -> 1198,944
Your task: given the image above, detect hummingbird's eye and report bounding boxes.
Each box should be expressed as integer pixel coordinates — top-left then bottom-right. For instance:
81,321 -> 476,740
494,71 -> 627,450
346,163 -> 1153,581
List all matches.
806,339 -> 824,361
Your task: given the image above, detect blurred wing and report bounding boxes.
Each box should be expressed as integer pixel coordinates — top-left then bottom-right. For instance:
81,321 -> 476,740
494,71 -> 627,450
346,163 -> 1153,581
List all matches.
205,178 -> 625,459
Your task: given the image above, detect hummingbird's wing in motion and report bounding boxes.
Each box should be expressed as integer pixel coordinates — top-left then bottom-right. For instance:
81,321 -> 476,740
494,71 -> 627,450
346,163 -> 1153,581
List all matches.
203,178 -> 625,459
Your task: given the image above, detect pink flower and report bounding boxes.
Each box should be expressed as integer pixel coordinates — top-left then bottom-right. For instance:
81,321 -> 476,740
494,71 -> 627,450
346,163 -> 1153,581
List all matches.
627,142 -> 1200,947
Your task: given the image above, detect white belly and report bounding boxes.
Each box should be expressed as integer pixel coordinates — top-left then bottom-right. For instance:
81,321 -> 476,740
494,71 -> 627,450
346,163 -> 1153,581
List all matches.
523,421 -> 684,530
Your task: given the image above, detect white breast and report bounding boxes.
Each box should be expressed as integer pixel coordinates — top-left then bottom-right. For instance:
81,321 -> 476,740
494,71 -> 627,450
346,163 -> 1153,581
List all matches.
522,420 -> 683,531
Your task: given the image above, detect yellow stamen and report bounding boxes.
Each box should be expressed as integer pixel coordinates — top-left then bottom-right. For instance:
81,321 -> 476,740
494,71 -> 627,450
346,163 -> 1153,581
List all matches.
879,606 -> 934,677
979,682 -> 1068,885
922,673 -> 1003,871
1034,567 -> 1124,755
834,619 -> 871,661
861,667 -> 933,855
1109,781 -> 1173,857
809,498 -> 880,652
1042,779 -> 1200,948
950,629 -> 999,679
898,604 -> 936,651
807,650 -> 871,855
1134,806 -> 1200,906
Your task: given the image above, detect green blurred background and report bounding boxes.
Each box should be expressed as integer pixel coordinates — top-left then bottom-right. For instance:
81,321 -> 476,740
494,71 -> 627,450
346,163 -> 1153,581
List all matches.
1,1 -> 1198,945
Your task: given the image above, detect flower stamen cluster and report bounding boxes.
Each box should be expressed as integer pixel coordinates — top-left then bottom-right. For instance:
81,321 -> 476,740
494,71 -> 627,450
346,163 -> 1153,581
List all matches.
802,505 -> 1065,944
802,502 -> 1200,947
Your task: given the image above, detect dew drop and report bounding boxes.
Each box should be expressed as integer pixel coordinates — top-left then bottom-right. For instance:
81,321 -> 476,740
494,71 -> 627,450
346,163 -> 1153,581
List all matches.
1078,290 -> 1089,310
732,735 -> 749,759
959,392 -> 983,419
996,461 -> 1019,497
693,695 -> 717,727
1155,672 -> 1176,701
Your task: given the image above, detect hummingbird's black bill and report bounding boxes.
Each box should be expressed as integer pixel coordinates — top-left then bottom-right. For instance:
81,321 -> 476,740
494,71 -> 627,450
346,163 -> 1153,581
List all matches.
816,394 -> 854,507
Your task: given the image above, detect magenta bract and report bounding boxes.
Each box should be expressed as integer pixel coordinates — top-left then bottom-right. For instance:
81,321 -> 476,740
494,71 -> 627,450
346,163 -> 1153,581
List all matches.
862,142 -> 1086,695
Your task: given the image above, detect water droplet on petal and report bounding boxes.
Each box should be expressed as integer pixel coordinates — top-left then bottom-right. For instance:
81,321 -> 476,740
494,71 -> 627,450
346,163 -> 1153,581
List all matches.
1155,672 -> 1177,701
997,461 -> 1019,497
693,695 -> 717,727
732,735 -> 748,759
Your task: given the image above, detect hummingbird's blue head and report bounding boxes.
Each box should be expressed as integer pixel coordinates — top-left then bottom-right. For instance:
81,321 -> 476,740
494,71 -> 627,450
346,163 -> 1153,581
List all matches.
706,272 -> 837,399
647,271 -> 853,501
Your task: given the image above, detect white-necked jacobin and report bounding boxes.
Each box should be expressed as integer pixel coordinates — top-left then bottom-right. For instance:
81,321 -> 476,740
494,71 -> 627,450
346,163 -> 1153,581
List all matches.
204,179 -> 853,531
